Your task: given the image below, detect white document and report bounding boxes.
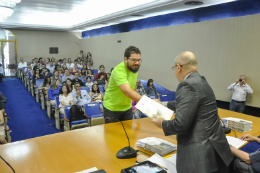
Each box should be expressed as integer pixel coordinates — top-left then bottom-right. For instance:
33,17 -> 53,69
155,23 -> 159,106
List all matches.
165,154 -> 177,166
147,153 -> 177,173
75,167 -> 98,173
226,136 -> 247,149
136,95 -> 174,120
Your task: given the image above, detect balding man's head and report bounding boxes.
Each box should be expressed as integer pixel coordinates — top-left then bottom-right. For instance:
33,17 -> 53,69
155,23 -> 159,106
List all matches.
174,51 -> 198,82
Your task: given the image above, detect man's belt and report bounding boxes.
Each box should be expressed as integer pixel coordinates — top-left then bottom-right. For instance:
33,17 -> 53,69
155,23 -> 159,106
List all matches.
232,100 -> 245,103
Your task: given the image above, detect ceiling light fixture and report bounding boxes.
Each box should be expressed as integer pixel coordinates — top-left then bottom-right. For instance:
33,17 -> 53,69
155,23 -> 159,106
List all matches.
0,0 -> 21,21
184,1 -> 204,5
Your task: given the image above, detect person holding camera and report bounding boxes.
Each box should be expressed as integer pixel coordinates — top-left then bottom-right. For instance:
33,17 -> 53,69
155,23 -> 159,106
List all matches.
228,75 -> 253,113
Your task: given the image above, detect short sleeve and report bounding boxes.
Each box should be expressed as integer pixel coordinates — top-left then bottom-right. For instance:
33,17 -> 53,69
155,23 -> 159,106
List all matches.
113,68 -> 128,86
59,95 -> 64,102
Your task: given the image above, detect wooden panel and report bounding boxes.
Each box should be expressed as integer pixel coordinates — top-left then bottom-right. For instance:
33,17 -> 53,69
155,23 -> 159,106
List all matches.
0,108 -> 259,173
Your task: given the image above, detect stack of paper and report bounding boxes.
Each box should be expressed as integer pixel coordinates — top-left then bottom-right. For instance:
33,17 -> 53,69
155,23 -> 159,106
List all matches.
226,136 -> 247,149
223,117 -> 252,132
137,137 -> 177,156
147,153 -> 177,173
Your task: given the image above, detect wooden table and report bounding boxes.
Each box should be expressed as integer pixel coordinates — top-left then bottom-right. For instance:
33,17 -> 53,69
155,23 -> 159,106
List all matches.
0,108 -> 259,173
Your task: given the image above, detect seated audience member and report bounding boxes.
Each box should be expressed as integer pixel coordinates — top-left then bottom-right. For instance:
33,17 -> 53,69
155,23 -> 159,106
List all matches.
228,75 -> 253,113
73,82 -> 91,106
94,67 -> 106,80
132,100 -> 140,119
45,58 -> 50,68
104,73 -> 111,91
87,69 -> 94,77
89,84 -> 104,103
31,59 -> 36,69
0,103 -> 7,144
86,61 -> 92,69
78,61 -> 83,68
68,67 -> 74,75
66,78 -> 75,92
95,72 -> 107,86
81,69 -> 86,78
63,59 -> 70,69
72,72 -> 84,86
58,68 -> 64,78
18,57 -> 27,75
54,64 -> 60,72
42,68 -> 53,77
79,50 -> 84,59
85,76 -> 93,90
136,79 -> 146,96
59,84 -> 73,115
33,63 -> 41,72
41,64 -> 47,72
70,60 -> 77,69
32,68 -> 44,85
82,65 -> 87,71
62,64 -> 68,71
230,134 -> 260,173
145,79 -> 159,97
62,69 -> 74,82
72,65 -> 79,74
51,57 -> 55,62
86,52 -> 93,65
39,76 -> 51,96
98,65 -> 105,73
47,79 -> 61,105
54,60 -> 59,66
67,58 -> 72,67
52,70 -> 62,83
47,62 -> 55,73
0,63 -> 3,83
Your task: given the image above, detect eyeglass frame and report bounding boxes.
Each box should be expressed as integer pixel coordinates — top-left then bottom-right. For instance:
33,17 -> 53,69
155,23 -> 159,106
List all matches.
127,58 -> 142,63
172,64 -> 183,71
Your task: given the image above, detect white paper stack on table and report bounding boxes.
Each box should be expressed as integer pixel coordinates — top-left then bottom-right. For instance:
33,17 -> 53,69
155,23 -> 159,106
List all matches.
136,95 -> 174,120
147,153 -> 177,173
226,136 -> 247,149
222,117 -> 252,133
137,137 -> 177,156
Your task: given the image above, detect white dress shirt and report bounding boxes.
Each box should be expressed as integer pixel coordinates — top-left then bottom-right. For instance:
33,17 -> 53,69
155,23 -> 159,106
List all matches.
48,66 -> 55,73
72,90 -> 91,106
59,93 -> 73,108
18,62 -> 27,68
228,83 -> 253,102
70,63 -> 75,69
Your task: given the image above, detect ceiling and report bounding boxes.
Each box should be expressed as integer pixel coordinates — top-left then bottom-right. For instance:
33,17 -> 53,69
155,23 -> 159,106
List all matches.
0,0 -> 237,32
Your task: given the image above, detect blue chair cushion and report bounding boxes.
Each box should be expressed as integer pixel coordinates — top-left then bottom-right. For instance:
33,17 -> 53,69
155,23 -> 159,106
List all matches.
71,119 -> 88,126
59,114 -> 65,118
141,112 -> 147,118
51,105 -> 55,109
89,114 -> 104,119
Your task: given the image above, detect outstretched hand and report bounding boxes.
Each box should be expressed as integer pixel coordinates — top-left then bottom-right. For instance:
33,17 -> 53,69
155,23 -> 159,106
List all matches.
239,134 -> 256,142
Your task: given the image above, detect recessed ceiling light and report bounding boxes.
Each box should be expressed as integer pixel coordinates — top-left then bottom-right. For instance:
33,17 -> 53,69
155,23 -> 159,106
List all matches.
184,1 -> 204,5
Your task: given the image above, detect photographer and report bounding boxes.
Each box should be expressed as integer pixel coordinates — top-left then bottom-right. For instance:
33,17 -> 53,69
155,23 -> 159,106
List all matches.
228,75 -> 253,113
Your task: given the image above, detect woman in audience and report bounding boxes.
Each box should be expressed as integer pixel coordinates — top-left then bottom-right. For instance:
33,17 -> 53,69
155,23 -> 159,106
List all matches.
86,61 -> 92,70
145,79 -> 159,97
73,65 -> 78,73
79,50 -> 84,59
87,69 -> 94,77
52,70 -> 62,83
81,68 -> 87,78
51,57 -> 55,62
47,79 -> 61,105
89,84 -> 104,103
39,57 -> 43,64
98,65 -> 105,73
58,84 -> 73,115
54,64 -> 60,72
67,58 -> 72,67
78,60 -> 83,68
86,52 -> 93,65
58,68 -> 64,78
66,78 -> 75,92
39,76 -> 51,97
95,72 -> 107,86
62,64 -> 68,71
85,76 -> 93,90
104,73 -> 111,91
82,65 -> 87,71
32,68 -> 44,85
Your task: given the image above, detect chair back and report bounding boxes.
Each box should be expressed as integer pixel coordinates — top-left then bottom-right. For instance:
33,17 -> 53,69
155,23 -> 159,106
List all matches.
36,79 -> 44,88
81,87 -> 90,93
78,77 -> 84,81
91,76 -> 94,82
23,67 -> 27,73
92,69 -> 98,76
78,67 -> 82,71
84,103 -> 102,117
64,105 -> 72,119
27,69 -> 31,76
148,95 -> 158,99
55,96 -> 60,107
160,94 -> 170,102
98,85 -> 104,93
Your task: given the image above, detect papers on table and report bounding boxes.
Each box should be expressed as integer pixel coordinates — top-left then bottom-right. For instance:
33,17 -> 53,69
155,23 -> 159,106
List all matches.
136,95 -> 174,120
226,136 -> 247,149
222,117 -> 252,133
75,167 -> 98,173
147,153 -> 177,173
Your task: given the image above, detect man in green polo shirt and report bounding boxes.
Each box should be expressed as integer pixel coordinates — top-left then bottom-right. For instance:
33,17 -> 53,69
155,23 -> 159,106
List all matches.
103,46 -> 143,123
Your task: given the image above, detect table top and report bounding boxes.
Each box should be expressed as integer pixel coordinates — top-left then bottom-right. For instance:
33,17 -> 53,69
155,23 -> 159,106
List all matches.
0,108 -> 259,173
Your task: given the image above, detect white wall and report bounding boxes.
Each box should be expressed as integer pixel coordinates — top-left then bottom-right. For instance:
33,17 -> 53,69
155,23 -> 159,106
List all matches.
80,14 -> 260,108
10,30 -> 81,63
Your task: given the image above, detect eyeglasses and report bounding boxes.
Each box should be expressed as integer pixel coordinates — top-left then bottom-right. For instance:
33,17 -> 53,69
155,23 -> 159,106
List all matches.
128,58 -> 142,63
172,64 -> 183,71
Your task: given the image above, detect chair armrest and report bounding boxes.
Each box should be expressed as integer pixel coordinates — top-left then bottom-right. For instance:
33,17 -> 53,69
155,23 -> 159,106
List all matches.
85,114 -> 90,119
55,106 -> 59,110
64,117 -> 69,122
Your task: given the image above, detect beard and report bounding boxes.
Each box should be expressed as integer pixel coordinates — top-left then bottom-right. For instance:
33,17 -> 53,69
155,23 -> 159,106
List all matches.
127,61 -> 140,73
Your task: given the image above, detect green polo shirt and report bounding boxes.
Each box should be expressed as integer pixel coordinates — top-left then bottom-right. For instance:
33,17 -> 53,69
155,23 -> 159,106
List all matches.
103,61 -> 138,111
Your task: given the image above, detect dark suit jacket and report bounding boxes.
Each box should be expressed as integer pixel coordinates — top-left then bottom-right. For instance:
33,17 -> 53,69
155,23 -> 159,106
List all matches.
162,72 -> 233,173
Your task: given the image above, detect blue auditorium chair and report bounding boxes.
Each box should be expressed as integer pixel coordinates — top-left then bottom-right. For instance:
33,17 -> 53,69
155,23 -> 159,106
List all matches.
91,76 -> 94,83
148,95 -> 158,99
84,103 -> 104,126
98,85 -> 104,93
78,67 -> 82,71
92,69 -> 98,76
24,69 -> 31,88
160,94 -> 170,102
80,87 -> 90,93
54,97 -> 64,130
4,113 -> 11,143
78,77 -> 85,82
22,67 -> 27,83
35,79 -> 44,103
46,90 -> 55,119
27,70 -> 32,92
63,106 -> 89,131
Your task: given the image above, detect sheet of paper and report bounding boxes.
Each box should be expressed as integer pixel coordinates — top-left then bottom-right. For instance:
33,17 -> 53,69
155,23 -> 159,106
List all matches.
165,154 -> 177,166
226,136 -> 247,149
147,153 -> 177,173
136,95 -> 174,120
75,167 -> 98,173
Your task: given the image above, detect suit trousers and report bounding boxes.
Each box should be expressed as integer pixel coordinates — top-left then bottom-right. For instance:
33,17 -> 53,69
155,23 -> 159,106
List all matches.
229,100 -> 245,113
230,158 -> 256,173
210,150 -> 230,173
104,106 -> 133,124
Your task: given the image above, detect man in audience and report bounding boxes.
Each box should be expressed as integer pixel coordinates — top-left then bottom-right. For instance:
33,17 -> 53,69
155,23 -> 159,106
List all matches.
72,82 -> 91,106
103,46 -> 142,123
24,62 -> 32,76
63,59 -> 70,69
54,60 -> 59,66
230,134 -> 260,173
70,60 -> 78,69
68,67 -> 73,75
31,59 -> 36,69
42,68 -> 52,77
228,75 -> 253,113
47,62 -> 55,73
18,57 -> 27,76
136,79 -> 146,96
72,72 -> 84,86
94,67 -> 107,80
0,92 -> 7,144
62,69 -> 74,82
151,51 -> 233,173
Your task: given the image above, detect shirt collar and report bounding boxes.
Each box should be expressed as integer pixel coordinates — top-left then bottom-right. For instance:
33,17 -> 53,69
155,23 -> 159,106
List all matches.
184,72 -> 194,80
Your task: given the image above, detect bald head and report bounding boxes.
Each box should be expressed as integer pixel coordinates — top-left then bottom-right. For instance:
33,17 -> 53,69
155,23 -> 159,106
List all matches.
174,51 -> 197,69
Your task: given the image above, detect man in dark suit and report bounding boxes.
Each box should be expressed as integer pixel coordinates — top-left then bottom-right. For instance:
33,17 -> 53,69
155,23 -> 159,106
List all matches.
152,51 -> 233,173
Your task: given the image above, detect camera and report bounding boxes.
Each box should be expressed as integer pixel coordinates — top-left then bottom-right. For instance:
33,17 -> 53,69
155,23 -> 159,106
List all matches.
239,79 -> 242,82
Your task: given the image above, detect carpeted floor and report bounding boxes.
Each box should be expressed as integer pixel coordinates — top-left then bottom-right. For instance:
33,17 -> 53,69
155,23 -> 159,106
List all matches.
0,78 -> 61,142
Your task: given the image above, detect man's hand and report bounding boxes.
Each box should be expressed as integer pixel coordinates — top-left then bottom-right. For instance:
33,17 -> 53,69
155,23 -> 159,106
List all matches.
242,80 -> 246,84
76,90 -> 81,96
240,134 -> 256,142
236,79 -> 239,84
151,116 -> 165,129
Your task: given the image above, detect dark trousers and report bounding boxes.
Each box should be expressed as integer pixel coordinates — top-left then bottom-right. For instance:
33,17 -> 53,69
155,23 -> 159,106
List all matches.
230,100 -> 246,113
210,151 -> 230,173
0,73 -> 3,82
104,106 -> 133,124
230,158 -> 256,173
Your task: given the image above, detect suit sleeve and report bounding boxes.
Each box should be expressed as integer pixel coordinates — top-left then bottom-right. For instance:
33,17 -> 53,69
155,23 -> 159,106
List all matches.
162,82 -> 199,136
167,101 -> 176,112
